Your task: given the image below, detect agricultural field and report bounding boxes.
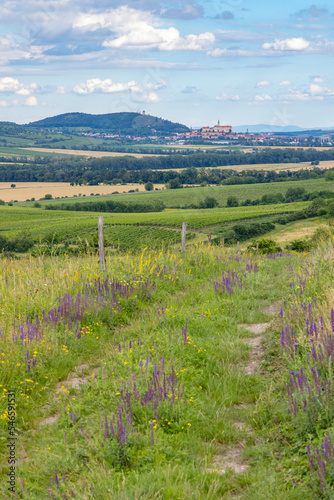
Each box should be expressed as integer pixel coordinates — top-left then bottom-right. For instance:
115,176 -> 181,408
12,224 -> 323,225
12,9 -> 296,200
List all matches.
0,203 -> 308,242
0,183 -> 166,203
1,238 -> 334,497
35,178 -> 334,210
152,160 -> 334,173
22,148 -> 165,158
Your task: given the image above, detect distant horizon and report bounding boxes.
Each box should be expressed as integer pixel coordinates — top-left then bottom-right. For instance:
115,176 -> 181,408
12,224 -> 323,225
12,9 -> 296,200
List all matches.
8,111 -> 334,132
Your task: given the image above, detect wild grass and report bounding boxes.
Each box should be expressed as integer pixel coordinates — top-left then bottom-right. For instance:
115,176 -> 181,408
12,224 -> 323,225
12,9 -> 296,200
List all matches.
1,241 -> 334,497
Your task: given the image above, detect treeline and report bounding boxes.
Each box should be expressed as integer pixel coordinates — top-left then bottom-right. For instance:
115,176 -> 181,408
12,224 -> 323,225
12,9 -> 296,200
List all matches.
228,187 -> 334,208
0,148 -> 334,185
45,200 -> 165,213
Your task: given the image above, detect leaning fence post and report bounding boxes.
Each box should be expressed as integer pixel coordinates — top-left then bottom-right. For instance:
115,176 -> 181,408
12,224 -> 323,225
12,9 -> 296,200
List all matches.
98,216 -> 106,272
208,233 -> 211,245
181,222 -> 187,253
237,241 -> 240,252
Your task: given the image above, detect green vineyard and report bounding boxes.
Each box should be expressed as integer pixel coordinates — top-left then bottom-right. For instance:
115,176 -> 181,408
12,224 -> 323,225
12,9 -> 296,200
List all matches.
0,203 -> 308,242
101,225 -> 194,251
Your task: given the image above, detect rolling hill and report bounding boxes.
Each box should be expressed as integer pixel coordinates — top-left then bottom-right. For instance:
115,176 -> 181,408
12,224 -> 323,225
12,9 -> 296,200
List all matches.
27,112 -> 190,135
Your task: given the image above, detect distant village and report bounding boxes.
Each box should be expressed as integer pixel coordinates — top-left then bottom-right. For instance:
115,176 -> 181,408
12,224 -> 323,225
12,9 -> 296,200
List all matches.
51,118 -> 333,146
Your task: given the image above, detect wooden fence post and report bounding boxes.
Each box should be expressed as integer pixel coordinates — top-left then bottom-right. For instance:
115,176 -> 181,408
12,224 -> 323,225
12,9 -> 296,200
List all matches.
256,242 -> 259,252
98,216 -> 106,272
208,233 -> 211,245
237,241 -> 240,252
181,222 -> 187,253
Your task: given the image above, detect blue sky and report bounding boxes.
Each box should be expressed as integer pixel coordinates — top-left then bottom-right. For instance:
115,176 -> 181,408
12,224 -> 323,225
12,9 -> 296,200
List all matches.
0,0 -> 333,127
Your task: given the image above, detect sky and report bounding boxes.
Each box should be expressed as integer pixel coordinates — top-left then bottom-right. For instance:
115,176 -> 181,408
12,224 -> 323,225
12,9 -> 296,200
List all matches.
0,0 -> 333,128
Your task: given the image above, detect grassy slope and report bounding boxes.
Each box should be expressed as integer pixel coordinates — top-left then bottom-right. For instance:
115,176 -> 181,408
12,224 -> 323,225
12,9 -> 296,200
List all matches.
33,178 -> 333,209
1,244 -> 333,498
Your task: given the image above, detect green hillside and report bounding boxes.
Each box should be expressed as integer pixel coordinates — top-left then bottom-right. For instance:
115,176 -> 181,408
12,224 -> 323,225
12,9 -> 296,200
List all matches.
27,112 -> 190,135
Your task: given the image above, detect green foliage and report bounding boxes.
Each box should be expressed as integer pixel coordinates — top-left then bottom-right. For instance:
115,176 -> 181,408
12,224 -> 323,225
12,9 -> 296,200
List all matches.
145,181 -> 154,191
226,195 -> 239,207
0,230 -> 33,253
290,238 -> 311,251
45,199 -> 165,213
327,201 -> 334,217
247,237 -> 281,254
199,196 -> 219,209
285,187 -> 306,202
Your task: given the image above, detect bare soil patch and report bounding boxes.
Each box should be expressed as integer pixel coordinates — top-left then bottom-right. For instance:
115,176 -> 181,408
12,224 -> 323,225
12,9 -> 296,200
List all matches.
239,322 -> 271,335
211,446 -> 250,475
244,336 -> 265,375
261,304 -> 281,316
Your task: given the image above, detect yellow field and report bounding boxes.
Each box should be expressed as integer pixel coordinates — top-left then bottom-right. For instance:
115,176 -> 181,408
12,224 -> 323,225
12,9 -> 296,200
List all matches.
0,182 -> 166,202
152,160 -> 334,173
21,148 -> 164,158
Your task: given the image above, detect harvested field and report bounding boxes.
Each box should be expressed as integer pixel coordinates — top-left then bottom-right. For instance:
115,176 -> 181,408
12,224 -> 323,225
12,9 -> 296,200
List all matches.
0,182 -> 166,202
21,147 -> 165,158
152,160 -> 334,172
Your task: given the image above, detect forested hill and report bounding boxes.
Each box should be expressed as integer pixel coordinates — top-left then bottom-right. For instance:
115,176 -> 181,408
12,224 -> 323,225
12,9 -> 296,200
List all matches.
27,112 -> 190,134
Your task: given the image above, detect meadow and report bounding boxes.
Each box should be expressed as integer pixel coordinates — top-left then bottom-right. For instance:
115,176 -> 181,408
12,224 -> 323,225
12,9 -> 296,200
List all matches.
35,178 -> 333,209
1,237 -> 334,498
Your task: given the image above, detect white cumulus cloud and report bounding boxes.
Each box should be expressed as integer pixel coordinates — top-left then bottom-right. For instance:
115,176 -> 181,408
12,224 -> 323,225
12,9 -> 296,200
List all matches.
255,94 -> 272,101
263,37 -> 310,51
25,96 -> 38,106
256,80 -> 270,88
279,80 -> 291,86
74,6 -> 215,51
0,77 -> 38,95
73,78 -> 138,95
216,92 -> 240,101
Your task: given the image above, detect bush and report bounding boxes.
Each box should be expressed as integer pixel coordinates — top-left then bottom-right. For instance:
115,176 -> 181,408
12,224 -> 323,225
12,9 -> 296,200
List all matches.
290,238 -> 310,252
327,201 -> 334,217
200,196 -> 219,209
0,231 -> 34,253
247,238 -> 281,254
145,181 -> 154,191
226,196 -> 239,207
33,202 -> 41,208
285,187 -> 306,202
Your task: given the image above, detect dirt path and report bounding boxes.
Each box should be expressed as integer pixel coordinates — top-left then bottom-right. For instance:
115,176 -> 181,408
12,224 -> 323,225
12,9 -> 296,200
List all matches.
210,321 -> 272,476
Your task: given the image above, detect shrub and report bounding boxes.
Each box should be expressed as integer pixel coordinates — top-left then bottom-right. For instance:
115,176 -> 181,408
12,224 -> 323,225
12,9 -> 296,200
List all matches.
327,201 -> 334,217
247,238 -> 281,254
290,238 -> 311,252
226,196 -> 239,207
200,196 -> 219,209
145,181 -> 154,191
